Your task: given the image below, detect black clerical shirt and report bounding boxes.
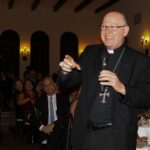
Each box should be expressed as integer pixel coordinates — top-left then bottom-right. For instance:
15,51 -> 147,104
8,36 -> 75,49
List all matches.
88,44 -> 125,125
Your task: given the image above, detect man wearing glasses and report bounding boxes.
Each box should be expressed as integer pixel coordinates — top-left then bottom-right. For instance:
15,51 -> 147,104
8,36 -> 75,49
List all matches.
57,11 -> 150,150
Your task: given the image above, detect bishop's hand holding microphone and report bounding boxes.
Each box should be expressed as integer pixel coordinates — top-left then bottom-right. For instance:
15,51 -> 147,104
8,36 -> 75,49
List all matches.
98,54 -> 126,95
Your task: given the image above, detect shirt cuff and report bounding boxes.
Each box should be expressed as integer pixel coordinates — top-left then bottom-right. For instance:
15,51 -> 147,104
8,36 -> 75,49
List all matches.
39,124 -> 44,131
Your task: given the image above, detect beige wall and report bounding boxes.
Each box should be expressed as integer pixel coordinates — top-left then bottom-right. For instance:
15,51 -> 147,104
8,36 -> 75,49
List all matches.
0,1 -> 149,78
0,6 -> 99,78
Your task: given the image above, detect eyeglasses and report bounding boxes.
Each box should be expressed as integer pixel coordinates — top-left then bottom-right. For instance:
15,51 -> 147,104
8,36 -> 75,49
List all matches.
100,25 -> 127,31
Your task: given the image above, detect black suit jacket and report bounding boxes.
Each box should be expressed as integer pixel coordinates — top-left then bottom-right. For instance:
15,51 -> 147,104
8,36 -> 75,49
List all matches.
30,93 -> 70,143
57,44 -> 150,150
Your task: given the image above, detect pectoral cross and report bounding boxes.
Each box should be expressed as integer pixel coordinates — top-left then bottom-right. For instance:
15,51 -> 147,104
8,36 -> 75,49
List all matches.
100,91 -> 110,103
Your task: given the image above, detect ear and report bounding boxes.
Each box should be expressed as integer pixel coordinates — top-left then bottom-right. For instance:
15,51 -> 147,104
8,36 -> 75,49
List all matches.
124,26 -> 129,37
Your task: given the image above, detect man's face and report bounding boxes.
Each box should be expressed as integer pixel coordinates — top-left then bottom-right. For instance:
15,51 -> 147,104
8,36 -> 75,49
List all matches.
100,12 -> 129,49
42,79 -> 56,95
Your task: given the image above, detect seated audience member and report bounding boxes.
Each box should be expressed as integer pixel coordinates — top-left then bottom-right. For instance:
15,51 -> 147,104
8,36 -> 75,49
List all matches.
11,79 -> 23,110
9,79 -> 24,140
35,80 -> 44,97
30,77 -> 70,150
10,79 -> 24,129
17,79 -> 38,125
17,79 -> 38,143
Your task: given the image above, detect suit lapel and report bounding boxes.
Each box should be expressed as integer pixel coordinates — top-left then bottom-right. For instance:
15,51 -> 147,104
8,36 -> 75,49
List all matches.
55,94 -> 61,117
44,95 -> 49,123
92,45 -> 106,80
87,45 -> 106,102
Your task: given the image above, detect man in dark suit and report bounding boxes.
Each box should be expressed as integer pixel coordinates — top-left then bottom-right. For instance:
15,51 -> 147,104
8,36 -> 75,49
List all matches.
30,77 -> 70,150
57,11 -> 150,150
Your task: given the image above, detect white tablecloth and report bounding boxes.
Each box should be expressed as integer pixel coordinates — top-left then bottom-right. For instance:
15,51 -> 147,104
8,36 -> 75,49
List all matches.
137,125 -> 150,150
136,146 -> 150,150
138,125 -> 150,144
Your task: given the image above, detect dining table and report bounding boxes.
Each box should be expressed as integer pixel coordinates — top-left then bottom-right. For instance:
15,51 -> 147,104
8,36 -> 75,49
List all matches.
137,122 -> 150,150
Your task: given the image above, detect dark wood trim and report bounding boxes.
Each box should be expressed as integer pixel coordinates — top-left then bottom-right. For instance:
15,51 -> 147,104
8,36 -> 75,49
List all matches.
31,0 -> 41,10
8,0 -> 15,9
53,0 -> 67,12
74,0 -> 94,13
95,0 -> 120,14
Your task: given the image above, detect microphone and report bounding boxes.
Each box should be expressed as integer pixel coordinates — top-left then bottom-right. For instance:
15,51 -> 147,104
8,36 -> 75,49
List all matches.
100,56 -> 108,93
101,56 -> 107,70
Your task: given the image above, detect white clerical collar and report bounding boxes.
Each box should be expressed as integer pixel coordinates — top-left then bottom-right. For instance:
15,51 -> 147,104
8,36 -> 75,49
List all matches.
107,49 -> 114,54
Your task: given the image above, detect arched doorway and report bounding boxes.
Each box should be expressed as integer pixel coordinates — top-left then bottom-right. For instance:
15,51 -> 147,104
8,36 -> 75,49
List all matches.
60,32 -> 78,61
31,31 -> 49,77
0,30 -> 20,77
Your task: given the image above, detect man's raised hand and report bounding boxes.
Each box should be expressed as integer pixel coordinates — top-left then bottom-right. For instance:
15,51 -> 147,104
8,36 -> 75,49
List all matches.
59,55 -> 81,74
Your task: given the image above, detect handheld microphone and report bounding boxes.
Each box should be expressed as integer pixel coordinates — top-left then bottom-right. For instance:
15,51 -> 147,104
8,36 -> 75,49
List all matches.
100,56 -> 108,93
101,57 -> 107,70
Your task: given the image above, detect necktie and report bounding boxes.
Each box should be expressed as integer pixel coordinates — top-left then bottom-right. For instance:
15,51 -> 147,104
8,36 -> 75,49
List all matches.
50,97 -> 55,123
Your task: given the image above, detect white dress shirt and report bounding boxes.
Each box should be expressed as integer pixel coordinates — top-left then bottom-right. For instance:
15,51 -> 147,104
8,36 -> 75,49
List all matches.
47,94 -> 58,124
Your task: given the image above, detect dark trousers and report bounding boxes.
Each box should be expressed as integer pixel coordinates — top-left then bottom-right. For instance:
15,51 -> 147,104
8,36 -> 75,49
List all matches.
72,127 -> 114,150
40,134 -> 62,150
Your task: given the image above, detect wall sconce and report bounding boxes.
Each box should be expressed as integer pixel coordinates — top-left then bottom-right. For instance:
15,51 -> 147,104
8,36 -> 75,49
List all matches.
141,35 -> 150,55
79,44 -> 86,56
20,46 -> 30,61
141,36 -> 145,50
